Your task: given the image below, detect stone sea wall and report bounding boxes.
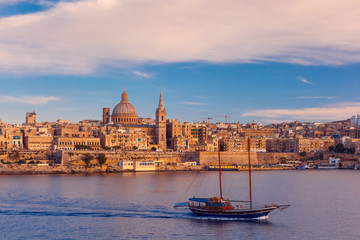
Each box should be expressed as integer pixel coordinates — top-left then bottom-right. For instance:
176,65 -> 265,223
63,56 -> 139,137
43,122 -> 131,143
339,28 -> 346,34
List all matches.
60,150 -> 191,166
1,150 -> 301,167
194,152 -> 301,165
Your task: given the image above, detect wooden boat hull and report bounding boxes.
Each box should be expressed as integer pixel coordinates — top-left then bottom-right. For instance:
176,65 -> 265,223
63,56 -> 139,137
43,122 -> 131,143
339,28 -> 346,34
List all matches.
189,206 -> 277,219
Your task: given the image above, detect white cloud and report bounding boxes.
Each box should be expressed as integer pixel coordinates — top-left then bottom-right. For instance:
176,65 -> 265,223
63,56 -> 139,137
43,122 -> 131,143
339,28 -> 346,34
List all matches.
297,96 -> 336,99
181,101 -> 207,106
242,102 -> 360,121
297,77 -> 313,85
2,0 -> 360,74
0,95 -> 61,104
132,71 -> 151,79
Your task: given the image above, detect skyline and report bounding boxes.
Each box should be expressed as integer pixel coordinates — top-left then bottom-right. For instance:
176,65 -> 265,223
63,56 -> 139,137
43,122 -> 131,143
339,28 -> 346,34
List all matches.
1,0 -> 360,124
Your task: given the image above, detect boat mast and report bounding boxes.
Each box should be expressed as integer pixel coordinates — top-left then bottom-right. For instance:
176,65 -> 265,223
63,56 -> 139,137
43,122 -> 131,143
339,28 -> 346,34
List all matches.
218,140 -> 223,201
248,137 -> 253,209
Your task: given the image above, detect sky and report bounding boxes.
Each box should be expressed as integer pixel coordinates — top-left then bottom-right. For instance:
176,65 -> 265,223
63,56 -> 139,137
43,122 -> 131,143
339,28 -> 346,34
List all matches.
1,0 -> 360,125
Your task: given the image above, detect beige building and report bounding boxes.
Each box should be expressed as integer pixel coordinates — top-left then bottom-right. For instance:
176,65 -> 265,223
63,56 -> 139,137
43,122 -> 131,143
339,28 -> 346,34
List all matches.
221,137 -> 266,152
54,137 -> 101,150
25,111 -> 37,126
266,139 -> 287,152
0,126 -> 23,149
55,124 -> 93,138
101,129 -> 150,150
0,134 -> 7,149
292,138 -> 335,153
24,135 -> 54,150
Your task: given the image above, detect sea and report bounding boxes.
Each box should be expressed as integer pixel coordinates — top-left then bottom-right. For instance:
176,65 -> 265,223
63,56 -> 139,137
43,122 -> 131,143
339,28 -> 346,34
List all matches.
0,170 -> 359,240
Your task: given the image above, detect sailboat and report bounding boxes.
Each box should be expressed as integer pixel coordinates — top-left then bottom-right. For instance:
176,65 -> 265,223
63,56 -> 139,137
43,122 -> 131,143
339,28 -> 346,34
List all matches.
174,138 -> 290,219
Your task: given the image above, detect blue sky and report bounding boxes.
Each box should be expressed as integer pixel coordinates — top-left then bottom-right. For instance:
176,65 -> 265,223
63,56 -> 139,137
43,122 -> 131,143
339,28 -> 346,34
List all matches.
1,0 -> 360,124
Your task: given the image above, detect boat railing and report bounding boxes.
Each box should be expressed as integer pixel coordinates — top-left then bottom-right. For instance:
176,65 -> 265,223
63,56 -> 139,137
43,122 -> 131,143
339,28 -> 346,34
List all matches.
229,201 -> 281,210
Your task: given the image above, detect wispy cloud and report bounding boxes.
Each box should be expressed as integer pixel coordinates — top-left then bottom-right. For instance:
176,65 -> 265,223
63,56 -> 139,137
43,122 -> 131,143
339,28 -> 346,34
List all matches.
297,96 -> 336,99
197,96 -> 208,100
297,77 -> 313,85
181,101 -> 207,106
132,71 -> 152,79
0,0 -> 58,7
1,0 -> 360,74
242,102 -> 360,122
0,0 -> 25,5
0,95 -> 60,105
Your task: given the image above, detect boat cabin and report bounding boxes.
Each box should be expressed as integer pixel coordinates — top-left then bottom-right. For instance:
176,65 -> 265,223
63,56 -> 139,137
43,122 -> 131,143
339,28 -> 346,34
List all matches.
206,197 -> 234,210
189,197 -> 234,211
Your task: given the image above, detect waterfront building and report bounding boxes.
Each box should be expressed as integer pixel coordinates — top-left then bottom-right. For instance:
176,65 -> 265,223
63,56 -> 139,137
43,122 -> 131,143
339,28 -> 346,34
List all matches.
119,160 -> 134,170
134,161 -> 155,171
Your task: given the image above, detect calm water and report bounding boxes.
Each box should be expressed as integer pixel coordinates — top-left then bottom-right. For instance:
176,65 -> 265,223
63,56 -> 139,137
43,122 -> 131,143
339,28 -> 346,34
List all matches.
0,170 -> 359,239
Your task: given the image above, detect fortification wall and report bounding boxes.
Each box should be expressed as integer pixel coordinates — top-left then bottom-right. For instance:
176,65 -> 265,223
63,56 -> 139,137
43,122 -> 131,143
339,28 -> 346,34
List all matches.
0,149 -> 302,167
196,152 -> 301,165
61,150 -> 196,166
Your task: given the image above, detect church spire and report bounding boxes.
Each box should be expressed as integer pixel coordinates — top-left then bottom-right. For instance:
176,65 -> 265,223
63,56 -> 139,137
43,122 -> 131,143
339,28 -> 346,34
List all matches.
158,89 -> 164,110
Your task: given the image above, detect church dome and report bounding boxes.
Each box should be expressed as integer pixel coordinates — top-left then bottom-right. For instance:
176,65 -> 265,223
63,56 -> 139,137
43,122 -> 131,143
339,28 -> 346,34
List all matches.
112,102 -> 137,116
111,89 -> 138,124
112,89 -> 138,116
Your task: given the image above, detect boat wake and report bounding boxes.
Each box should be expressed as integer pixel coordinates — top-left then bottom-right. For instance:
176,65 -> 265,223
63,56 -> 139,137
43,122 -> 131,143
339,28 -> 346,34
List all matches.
0,201 -> 189,220
0,202 -> 271,222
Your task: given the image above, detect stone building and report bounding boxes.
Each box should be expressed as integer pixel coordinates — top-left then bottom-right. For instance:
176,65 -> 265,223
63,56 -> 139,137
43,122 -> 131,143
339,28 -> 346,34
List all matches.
55,124 -> 93,138
100,128 -> 149,150
54,137 -> 101,150
102,108 -> 110,124
24,135 -> 54,150
221,137 -> 266,152
25,111 -> 37,125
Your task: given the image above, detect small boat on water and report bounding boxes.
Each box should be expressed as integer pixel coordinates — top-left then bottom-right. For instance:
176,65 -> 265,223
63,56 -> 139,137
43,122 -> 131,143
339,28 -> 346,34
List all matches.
296,165 -> 307,170
174,138 -> 290,219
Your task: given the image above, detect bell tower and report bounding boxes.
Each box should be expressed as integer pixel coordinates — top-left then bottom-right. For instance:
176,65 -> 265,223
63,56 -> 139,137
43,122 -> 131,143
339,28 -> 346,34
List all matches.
156,90 -> 167,150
